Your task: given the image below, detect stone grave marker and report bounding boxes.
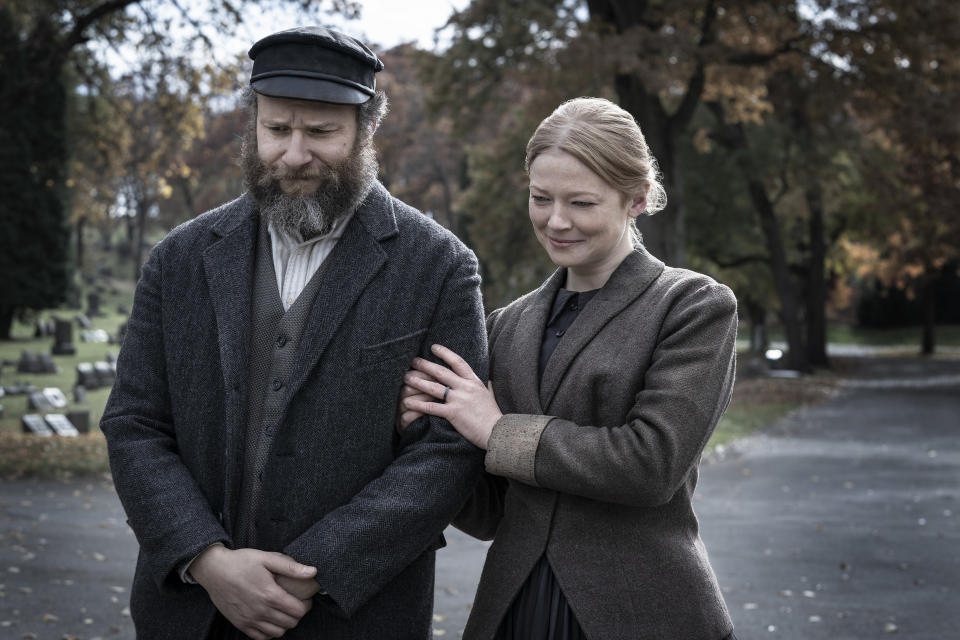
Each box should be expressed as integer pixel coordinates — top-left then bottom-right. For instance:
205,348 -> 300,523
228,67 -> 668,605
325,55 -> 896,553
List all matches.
87,291 -> 102,317
73,384 -> 87,404
75,313 -> 92,329
28,391 -> 54,411
52,318 -> 77,355
38,353 -> 57,373
17,350 -> 39,373
66,409 -> 90,434
22,414 -> 53,436
45,413 -> 79,437
76,362 -> 98,388
94,361 -> 116,386
42,387 -> 68,409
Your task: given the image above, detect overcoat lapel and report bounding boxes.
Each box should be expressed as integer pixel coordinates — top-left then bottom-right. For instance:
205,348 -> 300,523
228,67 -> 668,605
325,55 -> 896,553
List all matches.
509,268 -> 566,415
285,184 -> 396,403
201,196 -> 258,511
539,247 -> 665,411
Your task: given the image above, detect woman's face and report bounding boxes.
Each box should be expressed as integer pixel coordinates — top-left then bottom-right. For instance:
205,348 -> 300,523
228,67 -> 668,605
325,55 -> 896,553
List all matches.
528,149 -> 645,290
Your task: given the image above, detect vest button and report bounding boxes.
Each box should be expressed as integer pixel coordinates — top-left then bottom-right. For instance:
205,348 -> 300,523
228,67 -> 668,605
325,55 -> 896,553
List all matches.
276,335 -> 287,348
272,378 -> 283,391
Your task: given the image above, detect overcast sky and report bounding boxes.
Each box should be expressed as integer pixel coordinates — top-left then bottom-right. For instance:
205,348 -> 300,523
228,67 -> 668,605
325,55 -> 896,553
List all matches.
236,0 -> 471,53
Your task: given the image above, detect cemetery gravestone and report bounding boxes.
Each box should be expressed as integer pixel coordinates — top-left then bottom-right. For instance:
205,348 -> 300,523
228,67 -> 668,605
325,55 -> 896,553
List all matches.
75,313 -> 92,330
27,391 -> 54,412
22,414 -> 53,436
38,353 -> 57,374
87,291 -> 102,317
17,351 -> 39,373
52,318 -> 76,355
76,363 -> 98,389
45,413 -> 79,437
42,387 -> 68,409
94,361 -> 115,386
66,409 -> 90,434
73,384 -> 87,404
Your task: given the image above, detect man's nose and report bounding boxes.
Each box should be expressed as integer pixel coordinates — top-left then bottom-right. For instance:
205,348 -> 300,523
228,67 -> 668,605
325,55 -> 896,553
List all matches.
281,131 -> 311,167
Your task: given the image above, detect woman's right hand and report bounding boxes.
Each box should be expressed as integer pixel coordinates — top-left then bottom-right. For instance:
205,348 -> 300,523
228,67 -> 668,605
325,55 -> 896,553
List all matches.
397,370 -> 435,431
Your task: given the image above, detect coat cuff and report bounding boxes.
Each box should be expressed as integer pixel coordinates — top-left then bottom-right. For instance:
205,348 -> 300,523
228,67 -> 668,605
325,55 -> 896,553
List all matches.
485,414 -> 553,485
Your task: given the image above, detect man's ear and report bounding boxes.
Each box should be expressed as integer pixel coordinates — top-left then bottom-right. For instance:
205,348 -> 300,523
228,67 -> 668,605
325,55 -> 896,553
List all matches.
370,122 -> 378,135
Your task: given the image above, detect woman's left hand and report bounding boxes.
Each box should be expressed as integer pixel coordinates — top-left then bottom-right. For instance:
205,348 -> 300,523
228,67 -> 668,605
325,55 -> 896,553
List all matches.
402,344 -> 502,450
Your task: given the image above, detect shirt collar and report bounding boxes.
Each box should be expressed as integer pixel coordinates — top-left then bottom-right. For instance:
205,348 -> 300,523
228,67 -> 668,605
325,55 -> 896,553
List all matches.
267,209 -> 355,249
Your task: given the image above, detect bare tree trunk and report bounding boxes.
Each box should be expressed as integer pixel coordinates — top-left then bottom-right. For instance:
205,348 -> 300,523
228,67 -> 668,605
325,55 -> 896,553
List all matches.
921,271 -> 936,355
745,298 -> 768,354
76,215 -> 86,273
134,199 -> 148,282
805,182 -> 829,367
709,105 -> 807,370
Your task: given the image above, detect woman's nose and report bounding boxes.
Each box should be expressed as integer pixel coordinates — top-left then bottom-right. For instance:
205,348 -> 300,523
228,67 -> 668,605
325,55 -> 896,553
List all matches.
546,206 -> 571,230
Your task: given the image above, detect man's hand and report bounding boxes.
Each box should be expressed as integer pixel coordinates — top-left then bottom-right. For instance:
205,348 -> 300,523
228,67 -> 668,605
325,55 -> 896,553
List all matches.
190,545 -> 317,640
276,574 -> 323,600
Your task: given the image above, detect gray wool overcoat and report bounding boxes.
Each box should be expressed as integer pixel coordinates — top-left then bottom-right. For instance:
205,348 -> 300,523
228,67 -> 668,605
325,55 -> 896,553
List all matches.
101,182 -> 487,640
455,247 -> 738,640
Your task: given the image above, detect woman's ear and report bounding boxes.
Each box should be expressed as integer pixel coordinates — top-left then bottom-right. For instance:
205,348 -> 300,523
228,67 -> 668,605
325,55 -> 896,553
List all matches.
628,186 -> 649,219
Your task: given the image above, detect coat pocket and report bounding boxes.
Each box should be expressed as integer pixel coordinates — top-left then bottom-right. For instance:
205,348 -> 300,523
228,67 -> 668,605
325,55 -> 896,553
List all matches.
357,328 -> 428,368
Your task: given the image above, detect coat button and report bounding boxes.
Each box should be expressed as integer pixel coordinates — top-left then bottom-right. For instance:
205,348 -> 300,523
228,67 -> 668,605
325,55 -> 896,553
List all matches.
272,378 -> 282,391
276,335 -> 287,348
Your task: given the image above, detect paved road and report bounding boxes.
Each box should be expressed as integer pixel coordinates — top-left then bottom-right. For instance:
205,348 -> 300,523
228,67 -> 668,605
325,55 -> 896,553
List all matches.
2,357 -> 957,639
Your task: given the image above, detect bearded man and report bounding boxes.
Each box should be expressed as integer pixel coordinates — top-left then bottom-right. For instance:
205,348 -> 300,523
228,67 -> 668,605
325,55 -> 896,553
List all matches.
101,26 -> 487,640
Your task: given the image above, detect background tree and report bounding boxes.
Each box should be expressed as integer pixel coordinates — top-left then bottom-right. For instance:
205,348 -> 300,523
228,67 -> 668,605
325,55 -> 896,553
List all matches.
0,0 -> 355,339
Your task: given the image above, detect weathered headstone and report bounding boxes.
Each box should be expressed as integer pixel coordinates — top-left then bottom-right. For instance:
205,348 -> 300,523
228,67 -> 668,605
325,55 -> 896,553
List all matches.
87,291 -> 102,317
117,321 -> 128,345
94,361 -> 116,386
42,387 -> 68,409
73,384 -> 87,404
37,353 -> 57,374
22,414 -> 53,436
66,409 -> 90,434
45,413 -> 79,437
51,318 -> 77,355
76,362 -> 98,388
17,350 -> 39,373
75,313 -> 92,329
27,391 -> 54,411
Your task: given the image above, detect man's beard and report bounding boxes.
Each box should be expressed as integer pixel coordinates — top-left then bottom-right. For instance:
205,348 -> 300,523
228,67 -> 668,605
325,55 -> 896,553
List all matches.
241,129 -> 378,240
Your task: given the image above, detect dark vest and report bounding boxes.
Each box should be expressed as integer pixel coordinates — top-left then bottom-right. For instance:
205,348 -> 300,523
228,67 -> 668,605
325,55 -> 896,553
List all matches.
234,219 -> 330,547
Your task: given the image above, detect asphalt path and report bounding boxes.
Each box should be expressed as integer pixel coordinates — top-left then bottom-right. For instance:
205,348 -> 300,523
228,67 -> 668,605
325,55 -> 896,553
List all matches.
1,356 -> 957,639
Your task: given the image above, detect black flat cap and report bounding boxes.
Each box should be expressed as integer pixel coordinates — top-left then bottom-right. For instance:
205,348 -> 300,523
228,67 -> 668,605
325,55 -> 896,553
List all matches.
249,26 -> 384,104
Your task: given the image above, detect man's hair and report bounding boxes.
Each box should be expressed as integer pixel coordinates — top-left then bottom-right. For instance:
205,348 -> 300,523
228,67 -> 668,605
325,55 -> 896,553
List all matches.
240,87 -> 389,139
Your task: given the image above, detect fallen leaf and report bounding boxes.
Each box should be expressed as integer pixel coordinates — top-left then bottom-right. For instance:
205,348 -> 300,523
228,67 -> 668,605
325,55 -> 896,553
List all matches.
41,613 -> 58,622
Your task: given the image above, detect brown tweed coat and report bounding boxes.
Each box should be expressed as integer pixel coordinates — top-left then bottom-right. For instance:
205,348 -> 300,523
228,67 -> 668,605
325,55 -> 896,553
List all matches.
455,246 -> 738,640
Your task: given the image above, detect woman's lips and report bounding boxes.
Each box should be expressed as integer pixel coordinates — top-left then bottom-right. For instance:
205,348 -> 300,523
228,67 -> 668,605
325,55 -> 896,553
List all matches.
548,237 -> 582,248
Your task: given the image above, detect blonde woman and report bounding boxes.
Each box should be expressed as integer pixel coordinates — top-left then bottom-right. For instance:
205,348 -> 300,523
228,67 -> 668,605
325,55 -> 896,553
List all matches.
401,98 -> 738,640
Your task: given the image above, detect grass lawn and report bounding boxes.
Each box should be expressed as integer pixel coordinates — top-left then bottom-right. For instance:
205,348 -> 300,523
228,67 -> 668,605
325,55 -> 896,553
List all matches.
740,322 -> 960,348
707,374 -> 837,452
0,293 -> 132,478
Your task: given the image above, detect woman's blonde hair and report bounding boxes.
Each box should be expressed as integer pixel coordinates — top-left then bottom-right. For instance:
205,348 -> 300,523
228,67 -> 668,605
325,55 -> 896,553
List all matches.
525,97 -> 667,216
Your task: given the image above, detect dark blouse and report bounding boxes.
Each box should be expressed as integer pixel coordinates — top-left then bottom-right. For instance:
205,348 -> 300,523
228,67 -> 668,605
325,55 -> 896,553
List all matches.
497,287 -> 597,640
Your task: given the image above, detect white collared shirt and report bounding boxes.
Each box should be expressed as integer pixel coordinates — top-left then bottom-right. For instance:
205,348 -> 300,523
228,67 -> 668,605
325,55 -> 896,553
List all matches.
268,212 -> 354,310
